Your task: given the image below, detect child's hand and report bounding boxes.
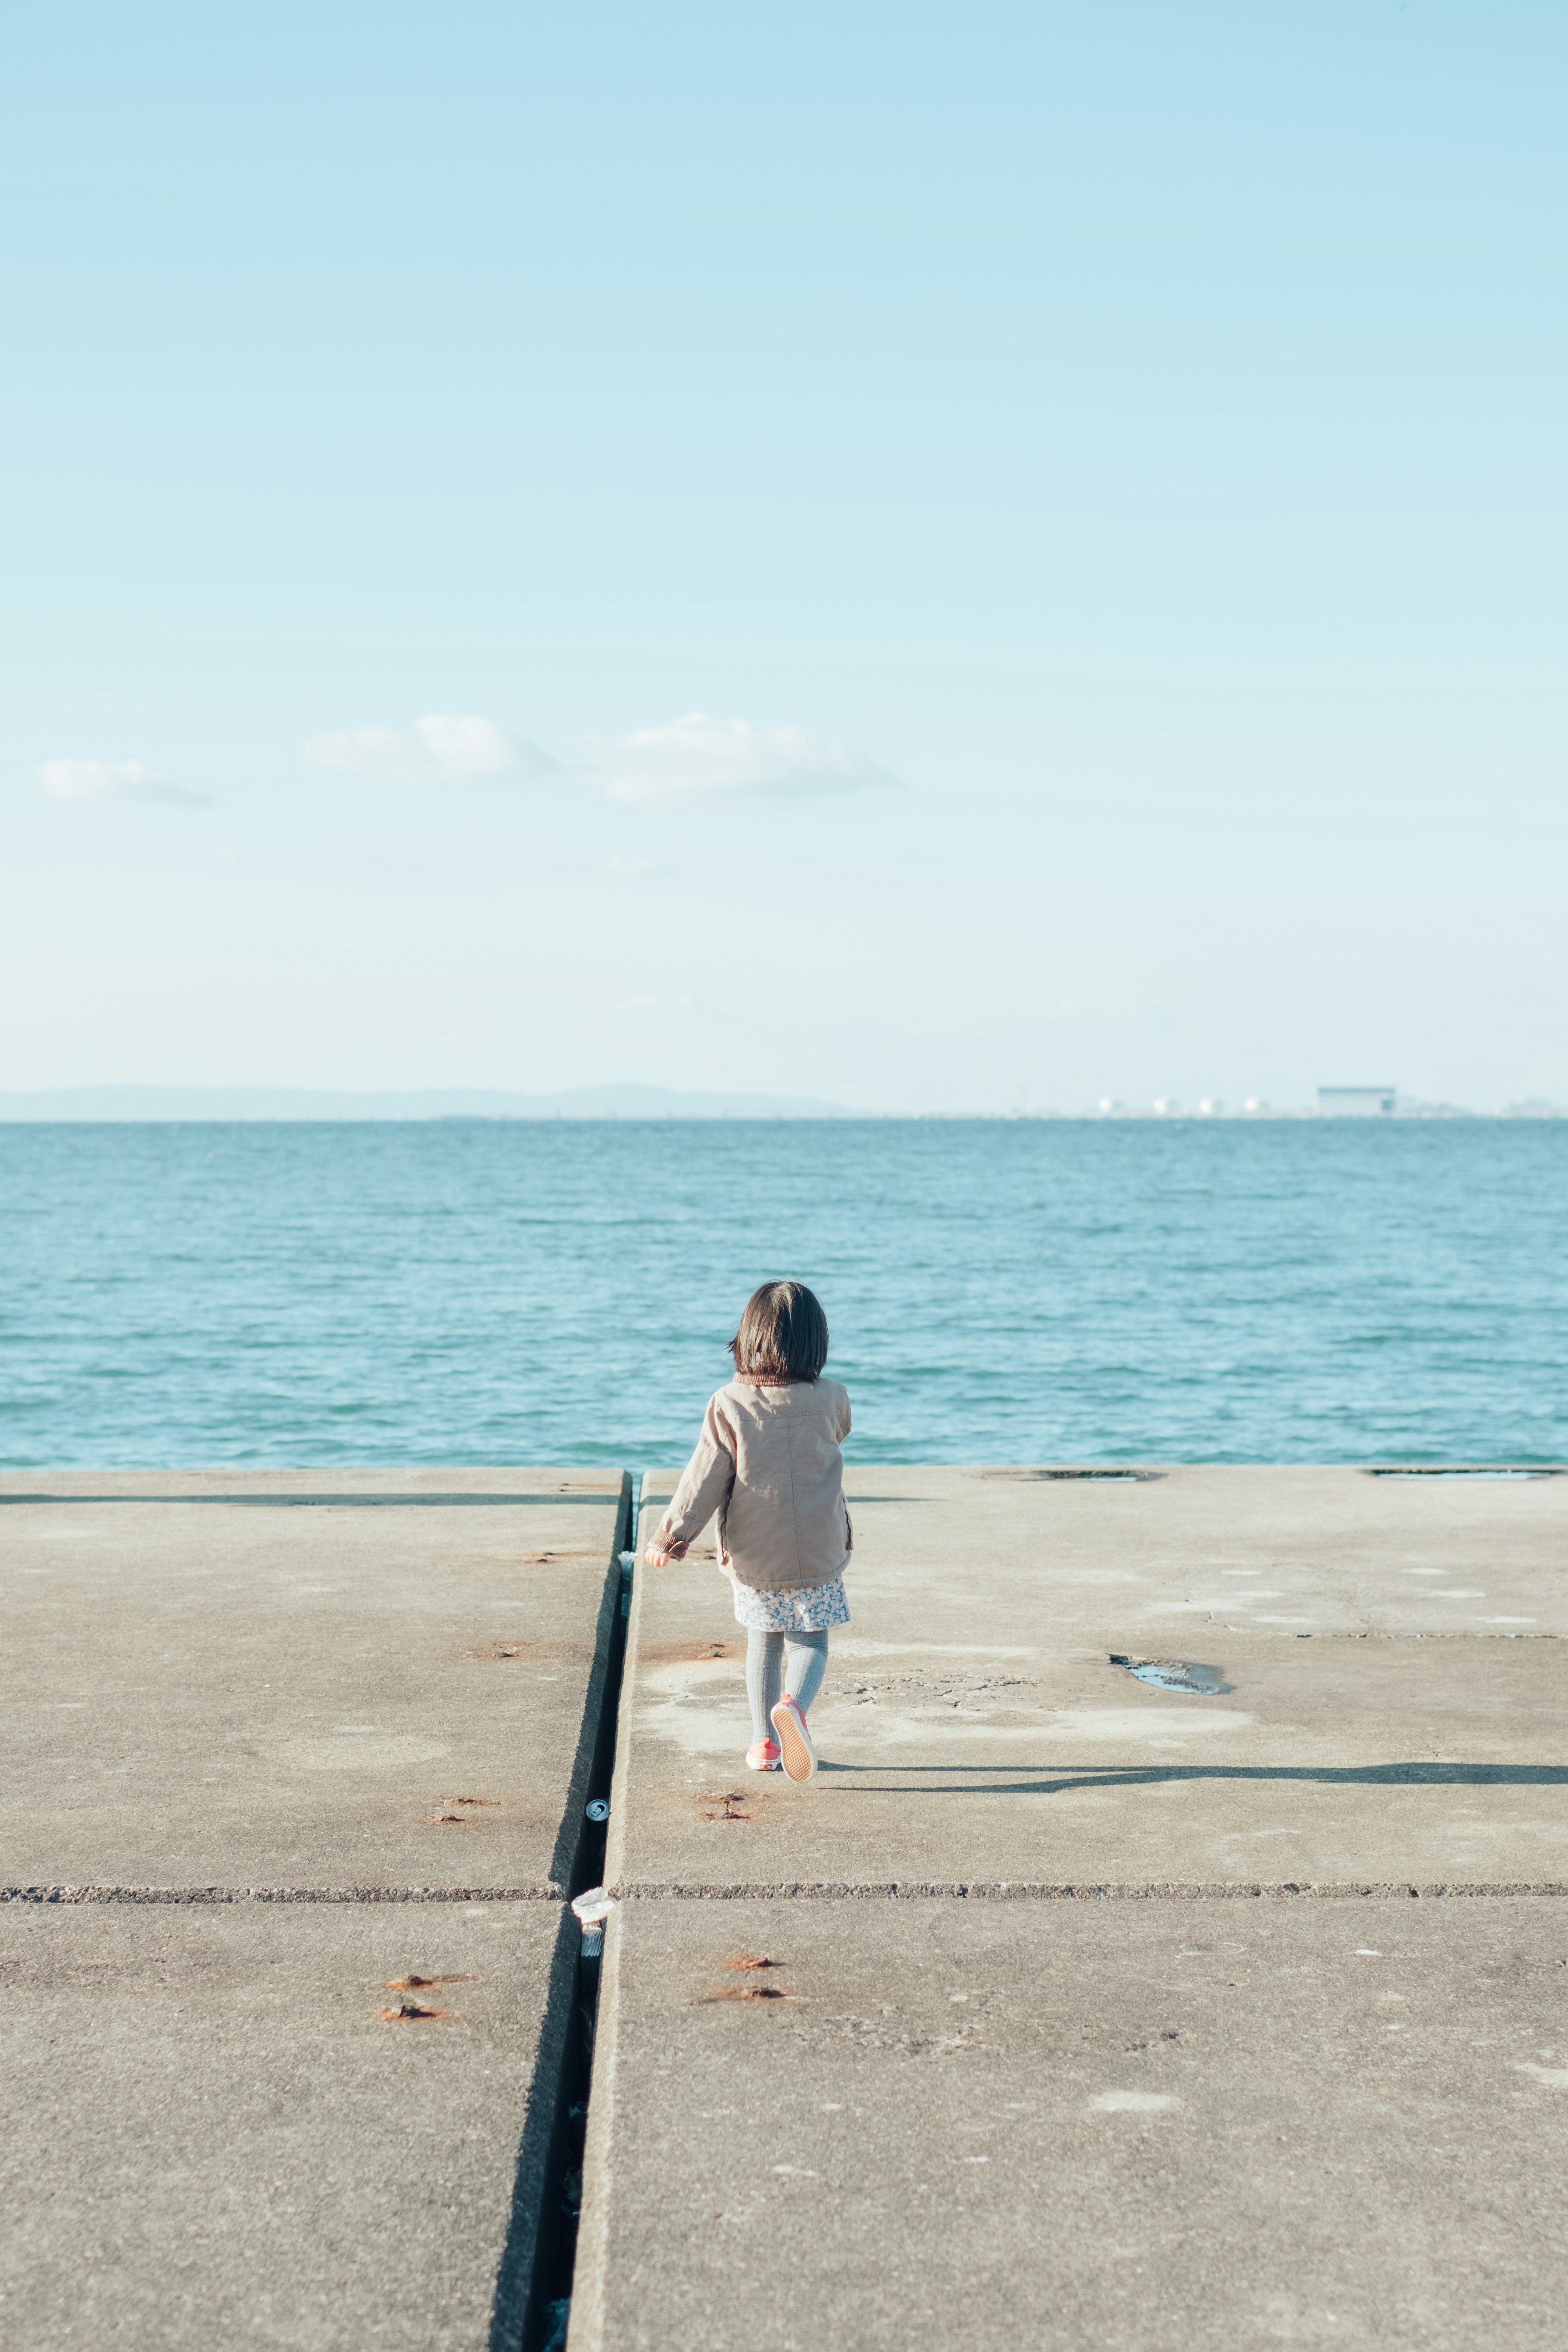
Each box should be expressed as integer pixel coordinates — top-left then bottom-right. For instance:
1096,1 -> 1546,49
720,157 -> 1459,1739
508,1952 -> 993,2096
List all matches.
645,1538 -> 687,1567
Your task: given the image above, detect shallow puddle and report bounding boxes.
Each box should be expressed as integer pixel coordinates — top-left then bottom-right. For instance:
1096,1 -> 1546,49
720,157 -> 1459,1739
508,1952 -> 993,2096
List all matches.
1110,1655 -> 1234,1695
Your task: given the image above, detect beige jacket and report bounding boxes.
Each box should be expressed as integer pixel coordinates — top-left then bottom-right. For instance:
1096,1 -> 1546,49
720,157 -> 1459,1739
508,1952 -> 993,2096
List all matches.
655,1376 -> 853,1591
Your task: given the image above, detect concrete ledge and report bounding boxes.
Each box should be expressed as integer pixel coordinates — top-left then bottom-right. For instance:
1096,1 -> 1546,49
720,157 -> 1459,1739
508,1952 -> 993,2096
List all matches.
3,1470 -> 633,2348
0,1901 -> 575,2352
610,1472 -> 1568,1894
578,1466 -> 1568,2349
2,1472 -> 629,1892
570,1895 -> 1568,2352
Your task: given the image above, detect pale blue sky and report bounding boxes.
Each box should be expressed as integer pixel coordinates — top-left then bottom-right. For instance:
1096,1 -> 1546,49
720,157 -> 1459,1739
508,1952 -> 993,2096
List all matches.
3,2 -> 1564,1110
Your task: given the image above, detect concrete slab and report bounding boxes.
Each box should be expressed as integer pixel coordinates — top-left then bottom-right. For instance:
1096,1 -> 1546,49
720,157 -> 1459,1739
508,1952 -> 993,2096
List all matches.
2,1470 -> 630,2350
0,1899 -> 572,2350
1,1470 -> 629,1892
609,1470 -> 1568,1890
572,1895 -> 1568,2352
651,1463 -> 1568,1643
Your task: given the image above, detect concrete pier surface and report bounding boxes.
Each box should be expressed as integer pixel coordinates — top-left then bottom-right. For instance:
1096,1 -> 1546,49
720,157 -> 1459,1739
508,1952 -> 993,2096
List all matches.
605,1468 -> 1568,1893
1,1470 -> 630,2350
572,1466 -> 1568,2351
6,1464 -> 1565,2349
1,1901 -> 570,2351
573,1897 -> 1568,2352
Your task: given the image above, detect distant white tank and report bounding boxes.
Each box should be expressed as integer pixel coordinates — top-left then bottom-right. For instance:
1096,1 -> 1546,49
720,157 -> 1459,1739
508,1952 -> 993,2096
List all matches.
1318,1086 -> 1397,1116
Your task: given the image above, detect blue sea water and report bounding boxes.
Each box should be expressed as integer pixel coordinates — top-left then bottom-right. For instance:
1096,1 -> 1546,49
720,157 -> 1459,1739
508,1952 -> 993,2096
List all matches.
1,1119 -> 1564,1470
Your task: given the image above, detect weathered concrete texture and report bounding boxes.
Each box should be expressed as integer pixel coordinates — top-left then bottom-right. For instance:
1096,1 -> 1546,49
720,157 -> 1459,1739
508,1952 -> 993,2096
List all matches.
609,1472 -> 1567,1891
0,1900 -> 570,2350
650,1462 -> 1568,1640
1,1470 -> 627,1891
572,1896 -> 1568,2352
1,1470 -> 629,2352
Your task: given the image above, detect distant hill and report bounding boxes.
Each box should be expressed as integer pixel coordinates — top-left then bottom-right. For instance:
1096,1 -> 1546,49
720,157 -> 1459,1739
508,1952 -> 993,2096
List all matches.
0,1083 -> 856,1122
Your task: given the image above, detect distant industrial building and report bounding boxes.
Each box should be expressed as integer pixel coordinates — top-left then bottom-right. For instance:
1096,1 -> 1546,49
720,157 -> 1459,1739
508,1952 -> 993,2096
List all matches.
1317,1085 -> 1396,1116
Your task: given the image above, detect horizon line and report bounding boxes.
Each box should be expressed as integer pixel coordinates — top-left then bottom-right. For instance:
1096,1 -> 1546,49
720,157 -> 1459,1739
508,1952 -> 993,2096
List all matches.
0,1082 -> 1561,1125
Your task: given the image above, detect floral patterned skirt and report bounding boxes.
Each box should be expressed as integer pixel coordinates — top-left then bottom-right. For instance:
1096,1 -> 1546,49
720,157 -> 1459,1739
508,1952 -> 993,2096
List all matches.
728,1572 -> 851,1633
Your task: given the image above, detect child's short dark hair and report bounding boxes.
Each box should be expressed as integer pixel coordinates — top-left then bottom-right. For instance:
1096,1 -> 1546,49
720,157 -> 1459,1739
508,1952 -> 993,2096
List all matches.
729,1281 -> 829,1382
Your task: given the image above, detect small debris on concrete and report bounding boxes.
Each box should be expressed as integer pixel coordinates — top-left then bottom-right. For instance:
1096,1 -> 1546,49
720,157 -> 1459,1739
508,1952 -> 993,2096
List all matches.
698,1792 -> 755,1822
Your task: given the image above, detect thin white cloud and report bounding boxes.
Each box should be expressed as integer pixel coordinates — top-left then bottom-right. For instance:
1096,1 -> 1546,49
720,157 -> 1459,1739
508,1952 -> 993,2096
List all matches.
303,713 -> 546,785
38,758 -> 154,802
580,713 -> 895,809
36,758 -> 210,806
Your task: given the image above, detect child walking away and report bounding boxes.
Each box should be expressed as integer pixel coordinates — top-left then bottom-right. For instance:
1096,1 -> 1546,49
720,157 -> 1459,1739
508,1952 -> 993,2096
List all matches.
645,1281 -> 851,1783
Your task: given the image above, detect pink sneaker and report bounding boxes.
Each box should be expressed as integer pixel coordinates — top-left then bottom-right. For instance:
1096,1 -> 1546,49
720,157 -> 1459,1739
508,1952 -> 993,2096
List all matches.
746,1740 -> 781,1772
770,1694 -> 817,1782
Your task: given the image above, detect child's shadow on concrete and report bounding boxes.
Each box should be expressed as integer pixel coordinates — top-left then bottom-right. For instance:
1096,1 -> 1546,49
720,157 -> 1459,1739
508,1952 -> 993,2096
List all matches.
814,1761 -> 1568,1791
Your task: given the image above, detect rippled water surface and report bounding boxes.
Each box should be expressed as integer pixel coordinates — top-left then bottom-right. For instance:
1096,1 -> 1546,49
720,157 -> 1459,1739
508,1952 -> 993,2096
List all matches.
2,1120 -> 1564,1468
